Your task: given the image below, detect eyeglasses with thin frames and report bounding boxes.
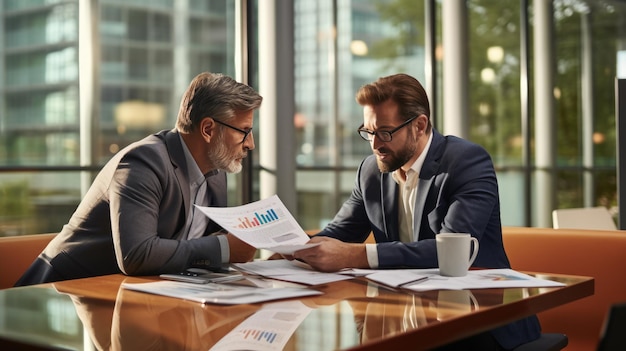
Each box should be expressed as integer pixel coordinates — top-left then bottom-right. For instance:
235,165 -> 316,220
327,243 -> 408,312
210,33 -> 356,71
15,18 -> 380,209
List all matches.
214,119 -> 253,144
357,116 -> 417,142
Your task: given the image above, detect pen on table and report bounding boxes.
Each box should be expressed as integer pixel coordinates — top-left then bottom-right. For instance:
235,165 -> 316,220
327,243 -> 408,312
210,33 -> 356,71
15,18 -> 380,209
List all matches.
398,276 -> 430,288
210,275 -> 247,284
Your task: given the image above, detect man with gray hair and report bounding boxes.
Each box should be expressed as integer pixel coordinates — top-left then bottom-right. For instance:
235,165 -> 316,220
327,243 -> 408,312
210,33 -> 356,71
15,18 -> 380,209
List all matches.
17,72 -> 262,285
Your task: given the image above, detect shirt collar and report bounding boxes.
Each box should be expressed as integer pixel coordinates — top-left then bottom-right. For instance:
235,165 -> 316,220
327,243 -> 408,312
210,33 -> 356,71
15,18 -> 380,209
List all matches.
178,133 -> 206,187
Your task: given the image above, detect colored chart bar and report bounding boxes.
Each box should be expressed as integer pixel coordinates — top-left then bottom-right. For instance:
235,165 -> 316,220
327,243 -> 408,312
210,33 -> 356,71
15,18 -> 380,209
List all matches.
237,208 -> 279,228
241,329 -> 277,343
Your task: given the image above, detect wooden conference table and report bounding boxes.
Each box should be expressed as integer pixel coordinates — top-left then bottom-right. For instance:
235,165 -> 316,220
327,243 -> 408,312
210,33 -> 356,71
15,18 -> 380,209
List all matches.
0,270 -> 593,351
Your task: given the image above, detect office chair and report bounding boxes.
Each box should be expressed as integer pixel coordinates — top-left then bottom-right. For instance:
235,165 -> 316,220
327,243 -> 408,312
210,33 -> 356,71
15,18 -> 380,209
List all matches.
552,207 -> 617,230
512,333 -> 568,351
597,302 -> 626,351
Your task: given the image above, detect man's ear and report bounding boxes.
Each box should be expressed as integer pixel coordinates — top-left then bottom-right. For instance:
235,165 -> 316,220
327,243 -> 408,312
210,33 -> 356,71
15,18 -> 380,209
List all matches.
200,117 -> 215,142
416,114 -> 429,131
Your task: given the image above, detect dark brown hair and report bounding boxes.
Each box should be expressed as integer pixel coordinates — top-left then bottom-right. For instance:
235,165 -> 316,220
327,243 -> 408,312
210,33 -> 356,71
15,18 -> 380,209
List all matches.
355,73 -> 431,131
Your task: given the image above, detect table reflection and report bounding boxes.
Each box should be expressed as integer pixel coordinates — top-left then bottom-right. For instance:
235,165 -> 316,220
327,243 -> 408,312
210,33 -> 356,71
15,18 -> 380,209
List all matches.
0,273 -> 594,351
50,276 -> 528,351
210,300 -> 312,350
57,279 -> 259,350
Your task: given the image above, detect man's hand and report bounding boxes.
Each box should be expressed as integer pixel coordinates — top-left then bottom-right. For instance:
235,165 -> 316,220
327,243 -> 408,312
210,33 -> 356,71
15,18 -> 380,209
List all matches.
293,236 -> 369,272
225,233 -> 256,263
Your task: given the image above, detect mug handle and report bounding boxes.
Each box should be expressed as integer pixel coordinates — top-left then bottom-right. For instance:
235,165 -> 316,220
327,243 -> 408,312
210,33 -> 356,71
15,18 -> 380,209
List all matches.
469,290 -> 479,310
467,237 -> 479,268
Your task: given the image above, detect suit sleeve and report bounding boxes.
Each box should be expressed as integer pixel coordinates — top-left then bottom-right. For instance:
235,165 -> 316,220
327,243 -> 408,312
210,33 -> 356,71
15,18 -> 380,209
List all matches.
110,147 -> 224,275
316,158 -> 377,243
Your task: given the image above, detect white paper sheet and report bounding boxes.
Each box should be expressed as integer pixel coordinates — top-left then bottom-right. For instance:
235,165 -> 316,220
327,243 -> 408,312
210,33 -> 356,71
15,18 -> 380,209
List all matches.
233,259 -> 354,285
195,195 -> 318,255
365,269 -> 430,288
396,268 -> 566,291
121,280 -> 321,305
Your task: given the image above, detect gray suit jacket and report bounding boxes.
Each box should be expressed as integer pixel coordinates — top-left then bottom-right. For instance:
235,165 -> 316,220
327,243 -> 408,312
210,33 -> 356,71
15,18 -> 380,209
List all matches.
317,129 -> 540,349
17,129 -> 227,285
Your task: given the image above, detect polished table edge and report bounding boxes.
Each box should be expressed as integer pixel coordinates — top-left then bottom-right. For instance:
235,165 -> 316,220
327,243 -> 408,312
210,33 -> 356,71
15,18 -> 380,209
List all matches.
348,273 -> 594,351
1,272 -> 594,351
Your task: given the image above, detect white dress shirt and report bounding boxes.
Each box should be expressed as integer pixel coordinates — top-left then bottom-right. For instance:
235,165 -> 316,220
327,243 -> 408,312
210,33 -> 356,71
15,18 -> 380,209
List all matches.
365,132 -> 433,268
179,134 -> 229,263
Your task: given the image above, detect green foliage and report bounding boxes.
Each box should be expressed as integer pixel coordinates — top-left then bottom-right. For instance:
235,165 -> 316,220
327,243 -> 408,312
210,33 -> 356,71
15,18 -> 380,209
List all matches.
0,181 -> 32,218
371,0 -> 425,57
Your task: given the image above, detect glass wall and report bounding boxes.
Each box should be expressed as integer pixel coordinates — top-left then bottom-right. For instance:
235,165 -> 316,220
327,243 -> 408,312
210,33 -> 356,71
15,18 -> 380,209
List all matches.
290,0 -> 624,229
0,0 -> 238,236
292,0 -> 428,229
550,1 -> 619,211
1,0 -> 626,236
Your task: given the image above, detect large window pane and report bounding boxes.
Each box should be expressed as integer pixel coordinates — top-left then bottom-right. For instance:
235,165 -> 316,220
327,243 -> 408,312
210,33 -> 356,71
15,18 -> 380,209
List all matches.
0,0 -> 239,236
552,1 -> 618,211
293,0 -> 427,226
0,171 -> 87,236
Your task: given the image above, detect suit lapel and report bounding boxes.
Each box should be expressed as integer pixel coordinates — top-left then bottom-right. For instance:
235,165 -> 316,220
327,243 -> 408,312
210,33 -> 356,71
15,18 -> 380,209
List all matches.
412,130 -> 445,240
161,129 -> 192,219
413,178 -> 432,240
206,171 -> 227,207
381,172 -> 399,241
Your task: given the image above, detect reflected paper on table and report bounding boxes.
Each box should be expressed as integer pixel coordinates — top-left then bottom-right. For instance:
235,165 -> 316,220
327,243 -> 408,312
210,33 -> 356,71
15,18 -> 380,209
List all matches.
209,300 -> 312,351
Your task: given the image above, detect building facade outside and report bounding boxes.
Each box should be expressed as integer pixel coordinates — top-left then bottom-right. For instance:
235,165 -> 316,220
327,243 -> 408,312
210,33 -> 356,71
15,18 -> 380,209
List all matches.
1,0 -> 626,348
1,0 -> 625,233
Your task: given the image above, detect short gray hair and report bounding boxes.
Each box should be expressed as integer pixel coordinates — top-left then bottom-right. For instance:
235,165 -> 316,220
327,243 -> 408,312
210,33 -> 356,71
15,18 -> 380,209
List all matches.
176,72 -> 263,133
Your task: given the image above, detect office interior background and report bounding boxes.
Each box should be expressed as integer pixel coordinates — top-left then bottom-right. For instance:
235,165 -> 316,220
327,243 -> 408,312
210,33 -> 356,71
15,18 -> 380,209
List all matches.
1,0 -> 626,238
0,0 -> 625,348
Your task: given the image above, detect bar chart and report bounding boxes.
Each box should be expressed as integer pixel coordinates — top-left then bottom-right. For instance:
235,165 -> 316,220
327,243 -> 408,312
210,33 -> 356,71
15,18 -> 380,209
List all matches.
237,208 -> 279,228
240,328 -> 278,344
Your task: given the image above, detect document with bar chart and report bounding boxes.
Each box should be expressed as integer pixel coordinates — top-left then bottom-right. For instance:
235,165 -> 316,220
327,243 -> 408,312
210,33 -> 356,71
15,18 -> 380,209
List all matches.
195,195 -> 318,255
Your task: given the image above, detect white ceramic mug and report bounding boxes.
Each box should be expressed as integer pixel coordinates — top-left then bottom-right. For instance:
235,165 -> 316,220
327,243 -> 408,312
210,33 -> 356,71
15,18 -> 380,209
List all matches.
436,233 -> 479,277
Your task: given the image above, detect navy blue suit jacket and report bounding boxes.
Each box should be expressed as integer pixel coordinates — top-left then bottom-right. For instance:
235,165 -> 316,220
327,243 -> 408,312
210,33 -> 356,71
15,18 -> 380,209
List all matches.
318,129 -> 540,349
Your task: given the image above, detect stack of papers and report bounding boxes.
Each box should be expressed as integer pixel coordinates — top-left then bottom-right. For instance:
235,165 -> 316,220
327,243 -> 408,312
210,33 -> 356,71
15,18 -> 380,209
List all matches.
233,259 -> 354,286
362,268 -> 566,291
365,269 -> 430,288
122,280 -> 321,305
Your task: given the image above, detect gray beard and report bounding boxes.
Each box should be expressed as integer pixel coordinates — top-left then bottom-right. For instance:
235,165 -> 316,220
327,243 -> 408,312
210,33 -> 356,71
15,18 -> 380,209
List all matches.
208,138 -> 243,174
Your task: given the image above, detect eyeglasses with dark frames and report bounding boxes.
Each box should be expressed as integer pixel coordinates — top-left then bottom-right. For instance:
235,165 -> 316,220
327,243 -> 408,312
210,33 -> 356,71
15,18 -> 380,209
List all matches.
214,119 -> 253,143
357,116 -> 417,142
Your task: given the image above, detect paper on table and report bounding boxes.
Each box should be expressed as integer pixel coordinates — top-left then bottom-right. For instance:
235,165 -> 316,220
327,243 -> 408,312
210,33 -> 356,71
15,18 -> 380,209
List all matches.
233,259 -> 316,276
122,280 -> 322,305
195,195 -> 317,255
233,259 -> 354,286
366,269 -> 431,288
401,268 -> 566,292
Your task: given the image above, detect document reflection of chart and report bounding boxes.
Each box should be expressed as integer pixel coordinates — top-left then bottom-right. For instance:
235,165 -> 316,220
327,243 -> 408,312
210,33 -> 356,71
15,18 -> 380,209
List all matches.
240,328 -> 279,344
209,300 -> 312,351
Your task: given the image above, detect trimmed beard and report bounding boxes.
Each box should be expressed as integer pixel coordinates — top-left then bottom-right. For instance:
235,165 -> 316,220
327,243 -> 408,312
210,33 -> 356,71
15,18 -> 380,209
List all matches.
375,130 -> 418,173
207,134 -> 245,174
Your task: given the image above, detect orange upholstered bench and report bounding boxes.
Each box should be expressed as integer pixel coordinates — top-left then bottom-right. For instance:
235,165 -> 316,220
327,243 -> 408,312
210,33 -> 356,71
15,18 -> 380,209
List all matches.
502,226 -> 626,351
0,233 -> 56,289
